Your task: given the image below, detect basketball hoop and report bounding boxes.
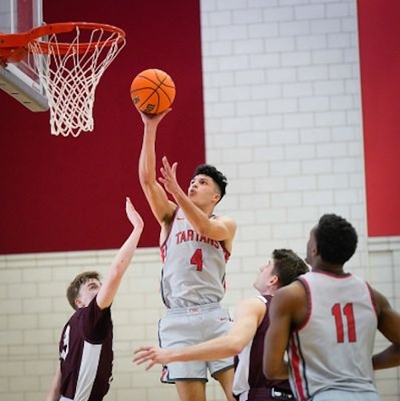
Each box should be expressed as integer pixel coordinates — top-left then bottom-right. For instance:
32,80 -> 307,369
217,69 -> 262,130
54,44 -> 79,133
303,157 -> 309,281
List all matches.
0,22 -> 126,137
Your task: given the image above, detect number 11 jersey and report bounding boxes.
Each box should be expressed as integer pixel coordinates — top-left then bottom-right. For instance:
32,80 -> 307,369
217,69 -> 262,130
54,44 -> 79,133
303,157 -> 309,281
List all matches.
288,271 -> 379,400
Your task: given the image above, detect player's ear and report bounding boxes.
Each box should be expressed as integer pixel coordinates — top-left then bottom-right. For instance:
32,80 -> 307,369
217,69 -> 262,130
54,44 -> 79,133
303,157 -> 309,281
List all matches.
75,297 -> 84,309
212,192 -> 221,203
269,275 -> 279,286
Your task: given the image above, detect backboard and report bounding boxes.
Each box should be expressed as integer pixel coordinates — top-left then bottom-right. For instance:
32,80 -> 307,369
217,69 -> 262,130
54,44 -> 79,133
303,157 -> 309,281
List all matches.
0,0 -> 48,111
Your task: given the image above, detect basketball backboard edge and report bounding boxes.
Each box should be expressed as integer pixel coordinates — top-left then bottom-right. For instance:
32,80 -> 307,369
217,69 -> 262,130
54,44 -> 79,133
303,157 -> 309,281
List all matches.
0,0 -> 48,111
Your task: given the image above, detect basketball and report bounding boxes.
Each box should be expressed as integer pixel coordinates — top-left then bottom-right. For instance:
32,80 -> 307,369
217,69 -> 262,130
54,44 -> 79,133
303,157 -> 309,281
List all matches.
130,69 -> 176,115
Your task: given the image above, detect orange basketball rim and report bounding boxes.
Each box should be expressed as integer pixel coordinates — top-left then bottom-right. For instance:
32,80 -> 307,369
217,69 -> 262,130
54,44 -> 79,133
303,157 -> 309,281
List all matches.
0,22 -> 126,137
0,22 -> 126,62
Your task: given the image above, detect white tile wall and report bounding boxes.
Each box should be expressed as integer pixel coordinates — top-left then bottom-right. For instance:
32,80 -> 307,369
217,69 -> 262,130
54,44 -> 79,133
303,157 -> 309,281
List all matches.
1,0 -> 399,400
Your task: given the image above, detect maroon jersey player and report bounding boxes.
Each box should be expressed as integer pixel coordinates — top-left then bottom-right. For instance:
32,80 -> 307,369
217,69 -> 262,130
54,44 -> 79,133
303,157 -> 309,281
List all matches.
46,198 -> 143,401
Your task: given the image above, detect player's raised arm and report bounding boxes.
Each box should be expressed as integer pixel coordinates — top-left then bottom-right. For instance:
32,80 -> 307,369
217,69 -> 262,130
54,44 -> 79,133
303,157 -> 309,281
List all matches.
158,156 -> 237,246
96,197 -> 144,310
138,109 -> 176,226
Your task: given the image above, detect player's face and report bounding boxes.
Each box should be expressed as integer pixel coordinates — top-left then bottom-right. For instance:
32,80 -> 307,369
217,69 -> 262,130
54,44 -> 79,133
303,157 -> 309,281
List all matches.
75,278 -> 101,308
253,259 -> 278,294
188,175 -> 220,206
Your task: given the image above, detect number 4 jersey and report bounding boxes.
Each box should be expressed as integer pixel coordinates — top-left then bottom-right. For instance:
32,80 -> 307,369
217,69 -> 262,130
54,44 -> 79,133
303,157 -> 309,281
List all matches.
288,271 -> 379,401
160,208 -> 230,308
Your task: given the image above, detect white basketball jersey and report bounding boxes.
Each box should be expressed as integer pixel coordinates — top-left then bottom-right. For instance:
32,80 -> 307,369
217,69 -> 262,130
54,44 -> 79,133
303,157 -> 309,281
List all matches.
288,271 -> 379,400
160,208 -> 230,308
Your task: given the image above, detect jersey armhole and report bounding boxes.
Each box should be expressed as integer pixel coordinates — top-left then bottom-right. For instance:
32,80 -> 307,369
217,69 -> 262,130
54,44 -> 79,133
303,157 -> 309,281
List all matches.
160,207 -> 180,249
293,277 -> 311,332
366,282 -> 379,317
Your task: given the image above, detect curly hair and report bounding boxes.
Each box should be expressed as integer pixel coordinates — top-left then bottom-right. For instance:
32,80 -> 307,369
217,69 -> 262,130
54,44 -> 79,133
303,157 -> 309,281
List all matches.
66,271 -> 101,311
272,249 -> 309,287
192,164 -> 227,200
315,214 -> 358,265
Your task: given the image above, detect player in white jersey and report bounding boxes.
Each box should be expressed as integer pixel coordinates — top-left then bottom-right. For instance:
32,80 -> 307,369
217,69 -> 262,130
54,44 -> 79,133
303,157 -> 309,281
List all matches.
134,249 -> 309,401
263,213 -> 400,401
137,109 -> 237,401
160,207 -> 229,308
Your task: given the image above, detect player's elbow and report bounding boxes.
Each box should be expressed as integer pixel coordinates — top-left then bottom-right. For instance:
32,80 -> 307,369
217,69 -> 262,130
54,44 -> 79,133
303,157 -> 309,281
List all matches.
228,338 -> 245,356
195,222 -> 227,242
263,365 -> 277,380
138,178 -> 158,201
192,221 -> 210,237
263,362 -> 287,381
138,162 -> 156,184
139,173 -> 153,188
263,356 -> 281,380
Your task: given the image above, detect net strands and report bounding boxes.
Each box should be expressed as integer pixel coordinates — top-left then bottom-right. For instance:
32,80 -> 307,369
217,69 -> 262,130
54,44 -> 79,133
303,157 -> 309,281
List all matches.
28,26 -> 126,137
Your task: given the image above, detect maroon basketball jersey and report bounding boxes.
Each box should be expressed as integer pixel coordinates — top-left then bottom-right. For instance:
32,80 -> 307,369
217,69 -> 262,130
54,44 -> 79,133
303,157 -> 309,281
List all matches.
58,297 -> 113,401
233,295 -> 292,400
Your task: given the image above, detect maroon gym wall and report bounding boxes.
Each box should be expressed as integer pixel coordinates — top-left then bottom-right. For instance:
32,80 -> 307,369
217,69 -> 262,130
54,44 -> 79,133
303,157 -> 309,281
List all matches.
0,0 -> 205,254
358,0 -> 400,237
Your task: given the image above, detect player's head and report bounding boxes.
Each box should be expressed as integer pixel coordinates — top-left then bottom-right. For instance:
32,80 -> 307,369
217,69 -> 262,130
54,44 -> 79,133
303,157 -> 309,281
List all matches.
254,249 -> 309,293
67,271 -> 102,310
307,214 -> 358,267
191,164 -> 227,204
272,249 -> 309,287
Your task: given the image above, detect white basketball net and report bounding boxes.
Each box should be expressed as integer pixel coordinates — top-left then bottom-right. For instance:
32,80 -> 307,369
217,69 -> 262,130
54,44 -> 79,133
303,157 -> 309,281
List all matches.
28,26 -> 126,137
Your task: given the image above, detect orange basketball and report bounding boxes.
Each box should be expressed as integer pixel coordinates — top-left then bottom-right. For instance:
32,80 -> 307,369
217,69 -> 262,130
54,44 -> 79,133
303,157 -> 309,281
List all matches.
130,69 -> 176,115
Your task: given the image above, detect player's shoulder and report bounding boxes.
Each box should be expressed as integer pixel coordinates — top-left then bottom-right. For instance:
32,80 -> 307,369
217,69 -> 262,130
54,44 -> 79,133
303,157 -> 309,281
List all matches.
236,296 -> 267,322
368,285 -> 391,313
270,281 -> 308,326
274,280 -> 307,304
242,295 -> 269,309
212,213 -> 235,222
213,214 -> 237,231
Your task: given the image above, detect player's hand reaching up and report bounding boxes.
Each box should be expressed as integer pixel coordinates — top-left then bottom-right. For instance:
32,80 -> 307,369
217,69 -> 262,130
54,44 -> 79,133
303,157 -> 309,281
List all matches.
158,156 -> 182,197
138,109 -> 171,128
126,197 -> 144,231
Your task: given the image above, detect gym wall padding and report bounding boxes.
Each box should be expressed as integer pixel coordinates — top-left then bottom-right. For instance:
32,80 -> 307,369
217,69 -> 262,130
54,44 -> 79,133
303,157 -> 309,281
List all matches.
357,0 -> 400,237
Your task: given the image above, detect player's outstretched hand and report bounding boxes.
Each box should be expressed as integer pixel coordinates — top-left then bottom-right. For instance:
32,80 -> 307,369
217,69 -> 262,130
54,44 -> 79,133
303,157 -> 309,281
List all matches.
138,108 -> 171,127
158,156 -> 181,196
126,197 -> 144,231
133,345 -> 172,371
